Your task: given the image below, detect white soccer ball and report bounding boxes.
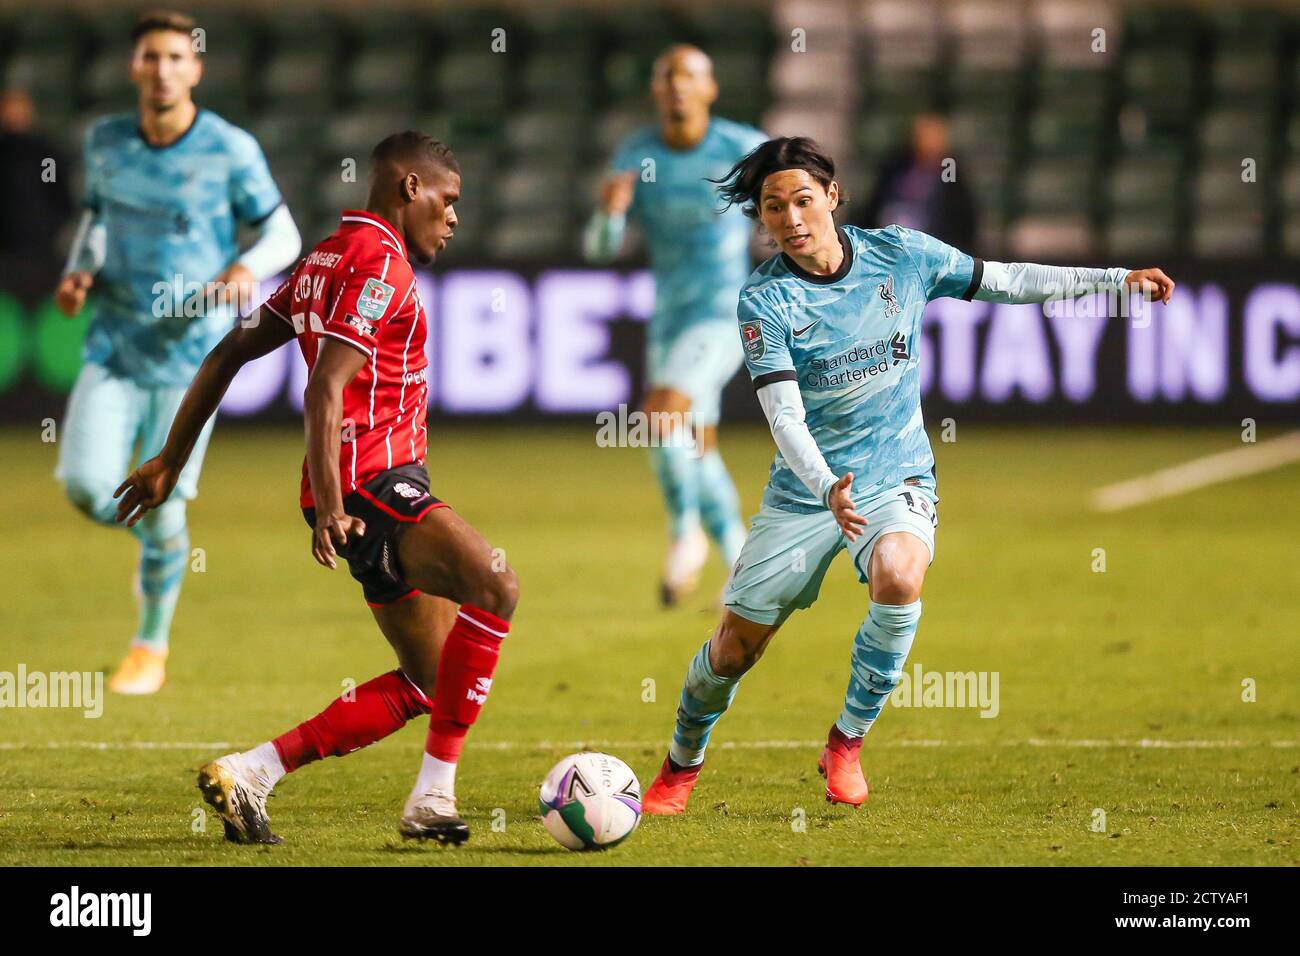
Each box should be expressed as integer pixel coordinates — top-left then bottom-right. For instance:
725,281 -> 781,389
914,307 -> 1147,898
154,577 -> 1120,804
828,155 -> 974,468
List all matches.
538,752 -> 642,851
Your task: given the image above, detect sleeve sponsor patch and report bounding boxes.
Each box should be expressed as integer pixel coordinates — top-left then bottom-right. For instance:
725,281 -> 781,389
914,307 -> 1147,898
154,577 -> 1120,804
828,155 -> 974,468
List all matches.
357,277 -> 395,321
343,313 -> 377,337
740,319 -> 765,360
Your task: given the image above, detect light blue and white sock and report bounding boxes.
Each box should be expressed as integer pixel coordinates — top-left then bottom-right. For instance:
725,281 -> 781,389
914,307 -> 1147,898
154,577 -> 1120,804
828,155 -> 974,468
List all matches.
129,499 -> 190,652
650,441 -> 701,540
668,640 -> 741,768
837,600 -> 922,738
696,449 -> 747,566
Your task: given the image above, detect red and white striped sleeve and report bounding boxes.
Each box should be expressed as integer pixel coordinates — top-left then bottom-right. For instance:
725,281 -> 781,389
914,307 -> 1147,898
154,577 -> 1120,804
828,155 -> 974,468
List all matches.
261,273 -> 294,327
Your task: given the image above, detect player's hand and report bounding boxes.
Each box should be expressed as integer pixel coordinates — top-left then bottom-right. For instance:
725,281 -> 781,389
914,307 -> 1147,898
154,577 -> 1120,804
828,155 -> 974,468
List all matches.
113,456 -> 182,527
1124,268 -> 1175,305
600,172 -> 637,215
827,473 -> 868,542
312,512 -> 365,570
207,262 -> 257,315
55,271 -> 93,317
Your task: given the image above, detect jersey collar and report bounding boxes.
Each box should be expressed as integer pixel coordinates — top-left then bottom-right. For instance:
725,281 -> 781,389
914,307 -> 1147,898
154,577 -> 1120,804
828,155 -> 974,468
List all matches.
657,118 -> 713,155
136,107 -> 203,151
340,210 -> 408,260
781,226 -> 853,285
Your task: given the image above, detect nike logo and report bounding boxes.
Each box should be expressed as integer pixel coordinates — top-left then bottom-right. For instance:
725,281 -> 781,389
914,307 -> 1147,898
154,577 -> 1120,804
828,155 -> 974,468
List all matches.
793,320 -> 820,336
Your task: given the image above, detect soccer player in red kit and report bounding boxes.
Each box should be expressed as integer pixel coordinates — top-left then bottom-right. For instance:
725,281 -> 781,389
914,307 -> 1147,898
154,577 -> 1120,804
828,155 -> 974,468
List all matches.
114,132 -> 516,846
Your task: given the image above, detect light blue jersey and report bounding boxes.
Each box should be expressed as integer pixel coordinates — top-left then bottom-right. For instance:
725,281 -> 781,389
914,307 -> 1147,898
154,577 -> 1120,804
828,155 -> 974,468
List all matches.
80,109 -> 283,387
611,117 -> 766,343
739,224 -> 981,513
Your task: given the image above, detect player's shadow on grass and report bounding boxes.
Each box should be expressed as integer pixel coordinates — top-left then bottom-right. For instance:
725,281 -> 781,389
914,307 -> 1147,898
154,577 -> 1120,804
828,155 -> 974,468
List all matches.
32,836 -> 202,853
379,843 -> 559,857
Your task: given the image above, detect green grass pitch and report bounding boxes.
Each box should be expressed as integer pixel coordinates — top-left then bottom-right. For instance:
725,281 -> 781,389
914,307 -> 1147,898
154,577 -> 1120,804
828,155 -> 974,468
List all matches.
0,423 -> 1296,866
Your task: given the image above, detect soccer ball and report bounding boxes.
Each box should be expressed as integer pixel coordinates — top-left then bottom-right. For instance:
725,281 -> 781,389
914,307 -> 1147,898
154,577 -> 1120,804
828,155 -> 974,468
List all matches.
538,752 -> 641,851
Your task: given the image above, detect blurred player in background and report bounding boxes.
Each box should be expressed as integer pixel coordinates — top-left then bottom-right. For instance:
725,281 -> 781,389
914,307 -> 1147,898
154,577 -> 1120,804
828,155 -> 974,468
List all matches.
0,88 -> 73,273
643,137 -> 1175,812
851,112 -> 977,251
116,132 -> 517,846
585,44 -> 765,607
53,10 -> 301,694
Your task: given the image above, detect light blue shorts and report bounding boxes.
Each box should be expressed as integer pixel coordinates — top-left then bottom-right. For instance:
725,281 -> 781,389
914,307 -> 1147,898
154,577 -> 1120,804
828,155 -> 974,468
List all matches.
646,321 -> 744,428
56,361 -> 215,519
722,483 -> 939,626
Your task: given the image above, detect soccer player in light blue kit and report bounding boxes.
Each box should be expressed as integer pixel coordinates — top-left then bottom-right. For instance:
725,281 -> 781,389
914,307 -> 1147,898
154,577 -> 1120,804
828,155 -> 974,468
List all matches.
643,137 -> 1175,811
53,11 -> 301,694
585,45 -> 766,606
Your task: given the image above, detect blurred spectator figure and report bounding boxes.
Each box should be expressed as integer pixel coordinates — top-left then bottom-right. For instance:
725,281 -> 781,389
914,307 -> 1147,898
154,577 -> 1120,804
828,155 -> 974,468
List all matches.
0,88 -> 72,264
853,112 -> 976,250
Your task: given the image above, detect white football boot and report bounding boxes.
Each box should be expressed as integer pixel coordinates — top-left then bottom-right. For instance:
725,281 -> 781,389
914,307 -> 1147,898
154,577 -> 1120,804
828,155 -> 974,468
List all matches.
659,526 -> 710,608
197,753 -> 282,845
399,786 -> 470,845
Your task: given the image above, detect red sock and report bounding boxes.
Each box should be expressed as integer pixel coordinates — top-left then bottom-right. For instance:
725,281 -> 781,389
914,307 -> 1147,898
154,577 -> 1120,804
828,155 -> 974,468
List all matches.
273,669 -> 431,772
424,605 -> 508,762
828,724 -> 863,754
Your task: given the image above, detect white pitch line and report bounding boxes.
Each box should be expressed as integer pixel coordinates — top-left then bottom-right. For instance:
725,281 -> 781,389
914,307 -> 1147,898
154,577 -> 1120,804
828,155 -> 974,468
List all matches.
0,741 -> 238,751
1090,430 -> 1300,513
0,738 -> 1294,752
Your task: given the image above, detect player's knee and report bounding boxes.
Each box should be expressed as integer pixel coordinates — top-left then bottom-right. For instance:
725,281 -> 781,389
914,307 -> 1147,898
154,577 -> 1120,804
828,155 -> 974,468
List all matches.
464,564 -> 519,621
643,390 -> 692,442
640,389 -> 668,416
869,537 -> 927,605
493,566 -> 520,619
710,624 -> 764,677
64,477 -> 116,525
711,639 -> 760,677
870,568 -> 923,606
130,498 -> 188,546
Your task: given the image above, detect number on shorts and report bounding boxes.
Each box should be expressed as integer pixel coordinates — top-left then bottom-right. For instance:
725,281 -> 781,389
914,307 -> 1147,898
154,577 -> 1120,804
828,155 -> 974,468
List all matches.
899,490 -> 938,528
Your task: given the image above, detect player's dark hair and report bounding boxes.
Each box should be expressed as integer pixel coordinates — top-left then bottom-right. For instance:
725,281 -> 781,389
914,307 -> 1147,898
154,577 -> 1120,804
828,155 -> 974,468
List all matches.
711,136 -> 841,219
371,131 -> 460,178
130,10 -> 198,46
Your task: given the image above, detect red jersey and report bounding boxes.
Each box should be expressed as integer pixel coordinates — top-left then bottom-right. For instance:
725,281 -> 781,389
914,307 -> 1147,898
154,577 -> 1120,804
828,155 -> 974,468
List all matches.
263,210 -> 429,509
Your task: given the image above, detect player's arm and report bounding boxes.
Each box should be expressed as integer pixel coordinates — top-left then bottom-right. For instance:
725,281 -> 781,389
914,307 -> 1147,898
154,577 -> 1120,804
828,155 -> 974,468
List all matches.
742,291 -> 866,539
55,128 -> 107,318
582,171 -> 636,262
113,311 -> 295,525
975,261 -> 1174,305
755,379 -> 866,541
209,130 -> 304,308
209,205 -> 303,309
55,211 -> 106,317
304,338 -> 368,570
900,226 -> 1175,307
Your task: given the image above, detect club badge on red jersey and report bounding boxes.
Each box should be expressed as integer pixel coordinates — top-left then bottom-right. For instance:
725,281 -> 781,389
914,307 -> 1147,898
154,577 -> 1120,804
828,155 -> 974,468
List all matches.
357,277 -> 395,321
392,481 -> 427,501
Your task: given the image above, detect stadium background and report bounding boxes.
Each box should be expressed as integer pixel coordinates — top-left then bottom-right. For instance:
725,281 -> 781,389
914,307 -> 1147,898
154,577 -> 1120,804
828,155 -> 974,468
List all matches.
1,0 -> 1299,427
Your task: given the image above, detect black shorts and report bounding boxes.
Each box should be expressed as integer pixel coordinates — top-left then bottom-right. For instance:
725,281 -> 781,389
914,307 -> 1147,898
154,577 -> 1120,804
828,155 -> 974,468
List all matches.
302,463 -> 446,607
